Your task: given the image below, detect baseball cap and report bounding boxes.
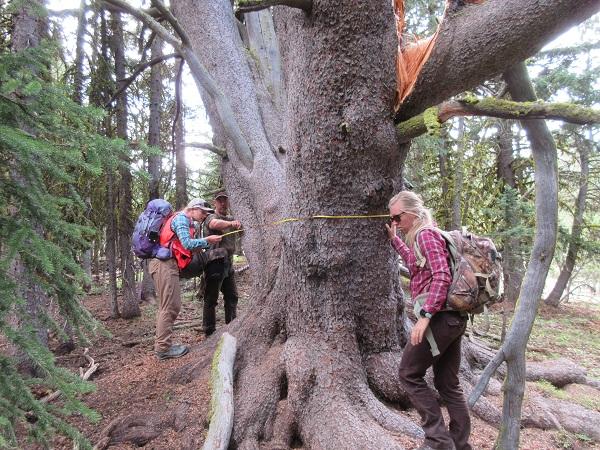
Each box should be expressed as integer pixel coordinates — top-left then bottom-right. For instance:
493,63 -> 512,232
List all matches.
214,191 -> 228,200
186,198 -> 214,213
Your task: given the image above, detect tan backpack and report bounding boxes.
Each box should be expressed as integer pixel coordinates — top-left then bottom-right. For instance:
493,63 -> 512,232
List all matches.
414,228 -> 504,313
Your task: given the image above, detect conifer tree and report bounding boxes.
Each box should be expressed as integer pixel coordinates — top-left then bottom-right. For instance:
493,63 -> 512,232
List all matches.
0,1 -> 118,446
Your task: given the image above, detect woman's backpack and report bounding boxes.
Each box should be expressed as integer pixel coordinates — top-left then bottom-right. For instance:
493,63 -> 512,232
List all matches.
131,199 -> 173,259
414,229 -> 504,313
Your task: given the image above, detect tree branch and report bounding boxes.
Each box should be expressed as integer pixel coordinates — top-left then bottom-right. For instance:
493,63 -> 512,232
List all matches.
397,0 -> 600,120
47,8 -> 80,17
396,97 -> 600,143
105,53 -> 180,107
186,142 -> 227,158
101,0 -> 254,169
535,41 -> 600,59
468,348 -> 505,407
149,0 -> 190,47
236,0 -> 312,15
102,0 -> 180,48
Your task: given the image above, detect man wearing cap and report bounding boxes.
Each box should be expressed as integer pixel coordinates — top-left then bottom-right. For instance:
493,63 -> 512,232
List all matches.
149,198 -> 222,360
202,191 -> 242,336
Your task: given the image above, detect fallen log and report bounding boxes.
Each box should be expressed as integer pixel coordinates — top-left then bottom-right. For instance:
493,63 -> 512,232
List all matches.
541,397 -> 600,441
584,376 -> 600,390
526,358 -> 587,388
203,332 -> 237,450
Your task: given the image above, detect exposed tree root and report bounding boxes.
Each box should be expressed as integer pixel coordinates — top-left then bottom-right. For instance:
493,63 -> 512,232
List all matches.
93,412 -> 175,448
546,398 -> 600,440
262,399 -> 297,450
364,351 -> 411,406
279,336 -> 408,449
361,388 -> 424,438
523,394 -> 600,440
232,342 -> 286,444
585,377 -> 600,390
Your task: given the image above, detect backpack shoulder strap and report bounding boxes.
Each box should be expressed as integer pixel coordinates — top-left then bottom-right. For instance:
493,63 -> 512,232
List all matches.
415,228 -> 461,274
436,230 -> 460,268
413,227 -> 441,268
413,229 -> 427,268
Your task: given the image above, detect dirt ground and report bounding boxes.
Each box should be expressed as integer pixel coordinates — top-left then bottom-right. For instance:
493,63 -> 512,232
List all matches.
34,271 -> 600,450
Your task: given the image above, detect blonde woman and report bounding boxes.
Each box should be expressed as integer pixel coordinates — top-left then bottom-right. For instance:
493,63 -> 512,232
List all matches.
386,191 -> 472,450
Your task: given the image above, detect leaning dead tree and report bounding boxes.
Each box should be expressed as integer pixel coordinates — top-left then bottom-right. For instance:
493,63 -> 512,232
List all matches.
468,61 -> 560,448
101,0 -> 600,448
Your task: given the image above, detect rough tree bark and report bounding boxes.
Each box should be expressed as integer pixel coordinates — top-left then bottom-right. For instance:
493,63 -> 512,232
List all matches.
544,140 -> 590,306
100,0 -> 600,447
111,11 -> 139,318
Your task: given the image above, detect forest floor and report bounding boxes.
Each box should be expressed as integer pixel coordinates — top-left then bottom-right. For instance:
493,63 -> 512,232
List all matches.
37,267 -> 600,450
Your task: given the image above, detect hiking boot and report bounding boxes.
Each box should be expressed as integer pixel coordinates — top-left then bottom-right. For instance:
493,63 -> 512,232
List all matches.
155,344 -> 189,361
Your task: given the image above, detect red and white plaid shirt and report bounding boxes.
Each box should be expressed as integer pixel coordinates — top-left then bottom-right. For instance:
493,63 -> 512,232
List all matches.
391,228 -> 451,315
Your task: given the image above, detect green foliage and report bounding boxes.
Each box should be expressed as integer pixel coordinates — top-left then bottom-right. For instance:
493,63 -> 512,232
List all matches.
407,116 -> 535,245
0,41 -> 120,448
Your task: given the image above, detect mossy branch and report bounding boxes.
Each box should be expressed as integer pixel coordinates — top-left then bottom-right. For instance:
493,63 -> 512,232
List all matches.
396,97 -> 600,143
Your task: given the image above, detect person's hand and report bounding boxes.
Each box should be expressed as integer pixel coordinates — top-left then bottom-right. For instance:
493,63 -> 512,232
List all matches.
205,234 -> 223,245
230,220 -> 241,229
385,222 -> 397,241
411,317 -> 431,346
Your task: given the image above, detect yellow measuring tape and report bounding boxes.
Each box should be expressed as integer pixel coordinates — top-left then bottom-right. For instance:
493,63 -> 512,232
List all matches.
219,214 -> 390,237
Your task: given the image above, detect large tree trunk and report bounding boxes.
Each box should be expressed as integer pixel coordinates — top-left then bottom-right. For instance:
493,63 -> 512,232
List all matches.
173,2 -> 411,447
111,12 -> 139,319
544,141 -> 590,306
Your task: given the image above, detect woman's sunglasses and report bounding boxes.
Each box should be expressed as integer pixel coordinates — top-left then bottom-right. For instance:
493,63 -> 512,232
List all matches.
390,211 -> 407,223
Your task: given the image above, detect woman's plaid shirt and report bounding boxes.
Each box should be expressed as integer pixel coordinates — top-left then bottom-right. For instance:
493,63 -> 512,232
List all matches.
391,228 -> 452,315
